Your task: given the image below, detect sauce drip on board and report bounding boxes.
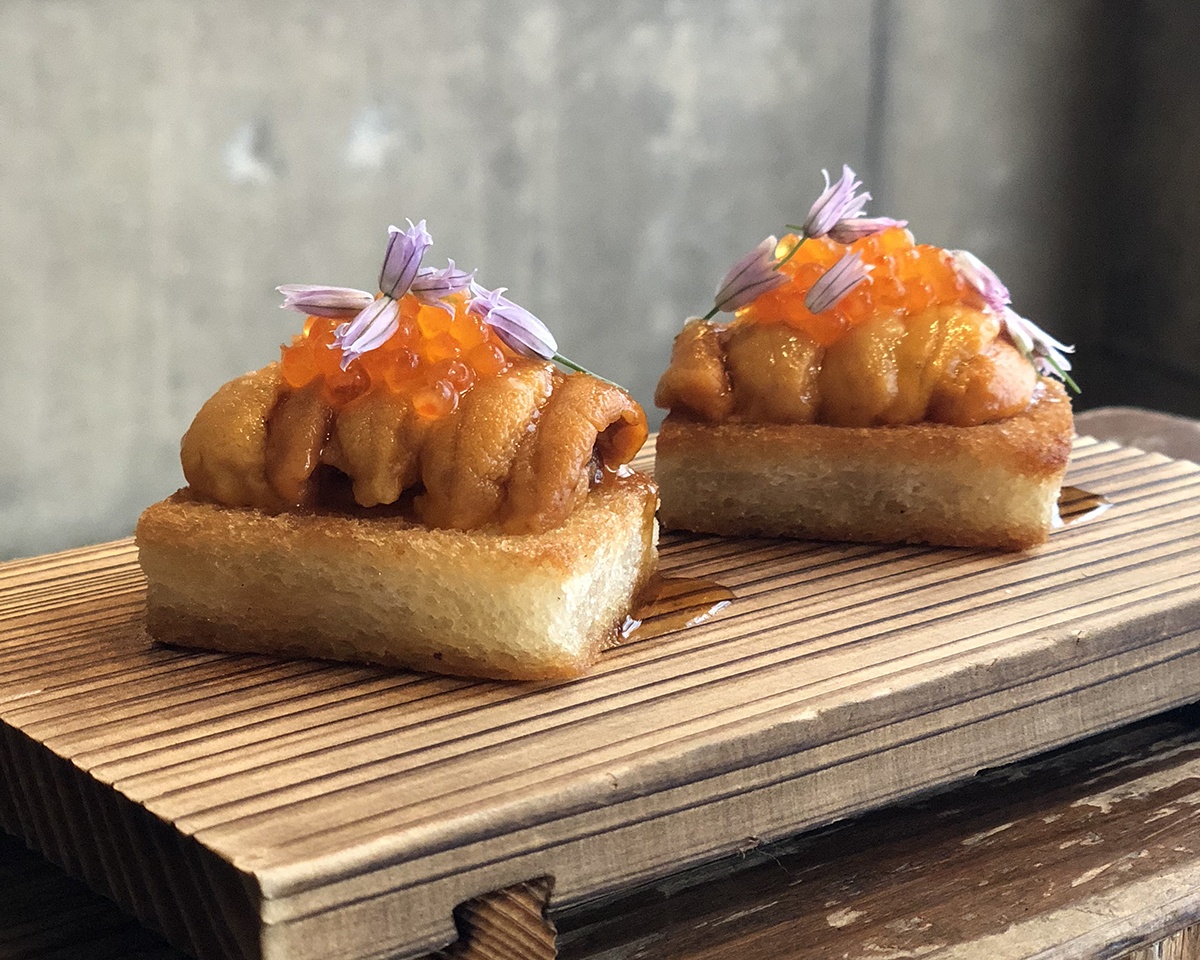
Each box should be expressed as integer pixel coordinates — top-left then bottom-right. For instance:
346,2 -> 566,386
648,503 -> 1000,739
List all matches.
613,573 -> 736,647
610,487 -> 1105,654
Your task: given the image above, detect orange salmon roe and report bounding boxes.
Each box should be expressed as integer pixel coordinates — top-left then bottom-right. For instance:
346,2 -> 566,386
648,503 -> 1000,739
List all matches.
741,226 -> 986,346
280,290 -> 513,418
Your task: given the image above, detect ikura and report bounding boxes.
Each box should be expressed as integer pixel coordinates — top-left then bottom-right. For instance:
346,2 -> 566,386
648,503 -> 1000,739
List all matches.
280,290 -> 513,417
741,226 -> 987,346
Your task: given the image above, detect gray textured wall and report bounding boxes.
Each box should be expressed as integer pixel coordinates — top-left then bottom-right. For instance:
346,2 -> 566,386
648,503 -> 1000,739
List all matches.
2,0 -> 1184,560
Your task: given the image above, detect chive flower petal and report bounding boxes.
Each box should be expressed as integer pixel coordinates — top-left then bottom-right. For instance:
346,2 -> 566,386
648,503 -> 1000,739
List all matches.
805,251 -> 872,313
333,296 -> 400,370
827,216 -> 909,244
466,283 -> 558,360
411,259 -> 475,315
951,250 -> 1078,390
1001,307 -> 1076,380
803,165 -> 871,239
712,235 -> 789,314
949,249 -> 1011,313
276,285 -> 375,320
379,219 -> 433,299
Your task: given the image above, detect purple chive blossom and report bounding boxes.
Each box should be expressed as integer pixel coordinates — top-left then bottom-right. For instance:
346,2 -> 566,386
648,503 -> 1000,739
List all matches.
776,165 -> 891,272
699,166 -> 889,319
333,297 -> 400,370
805,251 -> 872,314
276,284 -> 374,320
803,165 -> 871,239
282,221 -> 433,367
949,249 -> 1011,313
1001,307 -> 1078,390
330,220 -> 434,367
378,219 -> 433,299
710,235 -> 790,316
827,216 -> 909,244
281,222 -> 607,381
950,250 -> 1079,391
466,283 -> 558,360
410,259 -> 475,315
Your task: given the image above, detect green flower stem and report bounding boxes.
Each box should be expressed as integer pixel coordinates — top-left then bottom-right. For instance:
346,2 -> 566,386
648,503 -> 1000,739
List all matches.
1043,355 -> 1081,395
702,228 -> 809,321
775,228 -> 809,270
553,352 -> 619,387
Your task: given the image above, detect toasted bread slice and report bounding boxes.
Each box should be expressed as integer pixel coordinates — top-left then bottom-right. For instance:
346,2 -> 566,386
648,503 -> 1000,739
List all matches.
136,475 -> 658,680
655,382 -> 1073,551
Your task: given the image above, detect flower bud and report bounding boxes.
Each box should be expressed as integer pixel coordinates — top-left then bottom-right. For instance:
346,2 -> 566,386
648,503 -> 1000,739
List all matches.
803,165 -> 871,239
827,216 -> 908,244
333,296 -> 400,370
411,259 -> 474,315
466,283 -> 558,360
949,249 -> 1010,313
805,251 -> 872,313
712,236 -> 789,314
276,284 -> 374,320
379,219 -> 432,299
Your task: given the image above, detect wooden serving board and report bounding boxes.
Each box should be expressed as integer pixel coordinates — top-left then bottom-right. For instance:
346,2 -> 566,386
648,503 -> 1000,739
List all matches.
3,436 -> 1200,960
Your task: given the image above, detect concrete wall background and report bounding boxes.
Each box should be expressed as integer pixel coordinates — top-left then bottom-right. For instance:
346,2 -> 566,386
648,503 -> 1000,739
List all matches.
1,0 -> 1186,560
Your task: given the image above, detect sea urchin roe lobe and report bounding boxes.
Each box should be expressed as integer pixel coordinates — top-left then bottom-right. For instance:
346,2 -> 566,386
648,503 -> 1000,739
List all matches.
720,306 -> 1033,428
501,372 -> 649,533
653,320 -> 734,422
743,227 -> 984,346
725,321 -> 821,424
279,290 -> 512,418
654,225 -> 1040,428
184,359 -> 649,533
816,304 -> 1019,427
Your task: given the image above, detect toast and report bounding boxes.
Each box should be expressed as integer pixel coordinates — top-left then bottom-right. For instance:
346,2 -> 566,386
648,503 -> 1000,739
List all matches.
656,381 -> 1072,550
137,476 -> 657,680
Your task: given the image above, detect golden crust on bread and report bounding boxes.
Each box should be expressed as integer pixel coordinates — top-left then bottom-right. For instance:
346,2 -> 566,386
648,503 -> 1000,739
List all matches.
136,475 -> 658,681
655,381 -> 1073,551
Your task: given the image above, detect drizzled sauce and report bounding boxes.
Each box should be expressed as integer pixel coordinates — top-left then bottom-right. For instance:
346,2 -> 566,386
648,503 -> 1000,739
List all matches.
1055,486 -> 1112,528
613,573 -> 735,648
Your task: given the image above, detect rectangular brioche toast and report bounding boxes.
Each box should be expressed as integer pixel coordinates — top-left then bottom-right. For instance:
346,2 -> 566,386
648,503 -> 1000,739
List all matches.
655,382 -> 1073,551
136,475 -> 658,680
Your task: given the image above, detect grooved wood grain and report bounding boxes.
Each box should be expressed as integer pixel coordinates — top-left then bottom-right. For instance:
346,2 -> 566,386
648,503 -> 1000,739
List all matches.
3,436 -> 1200,960
553,704 -> 1200,960
12,708 -> 1200,960
433,877 -> 556,960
